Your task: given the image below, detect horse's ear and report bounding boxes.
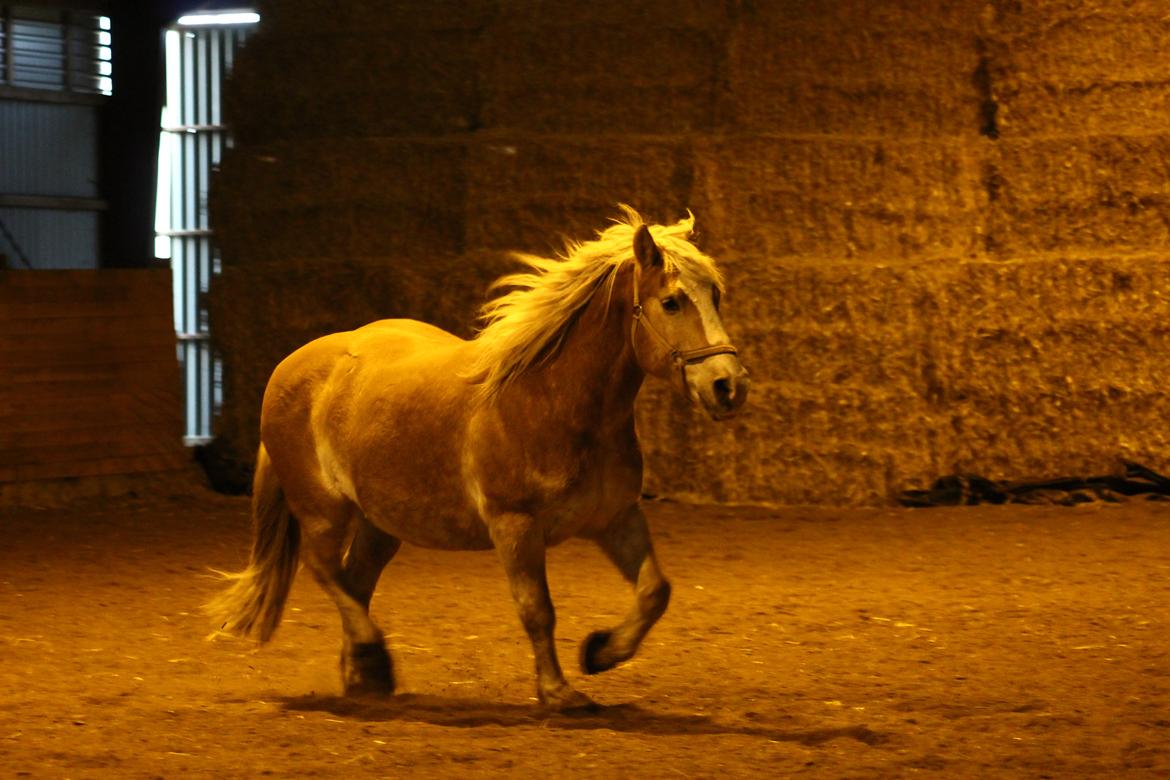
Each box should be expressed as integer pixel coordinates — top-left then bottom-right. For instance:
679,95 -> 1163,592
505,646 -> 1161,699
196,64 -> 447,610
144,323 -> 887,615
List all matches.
633,224 -> 664,270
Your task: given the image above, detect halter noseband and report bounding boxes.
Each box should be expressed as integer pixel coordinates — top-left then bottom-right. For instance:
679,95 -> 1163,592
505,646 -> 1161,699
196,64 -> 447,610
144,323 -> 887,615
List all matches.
629,260 -> 738,386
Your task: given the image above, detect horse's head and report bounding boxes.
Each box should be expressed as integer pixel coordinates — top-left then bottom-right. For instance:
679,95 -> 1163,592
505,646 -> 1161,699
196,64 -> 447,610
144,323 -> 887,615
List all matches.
629,223 -> 750,420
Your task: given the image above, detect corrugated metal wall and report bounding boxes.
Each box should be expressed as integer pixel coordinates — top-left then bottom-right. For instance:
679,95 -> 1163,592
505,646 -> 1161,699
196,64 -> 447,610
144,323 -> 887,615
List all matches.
0,101 -> 98,195
0,6 -> 107,270
0,207 -> 98,268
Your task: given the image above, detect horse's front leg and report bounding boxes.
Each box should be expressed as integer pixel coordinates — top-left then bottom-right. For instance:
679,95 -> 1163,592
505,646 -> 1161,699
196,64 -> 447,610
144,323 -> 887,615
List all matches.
489,512 -> 596,712
581,504 -> 672,675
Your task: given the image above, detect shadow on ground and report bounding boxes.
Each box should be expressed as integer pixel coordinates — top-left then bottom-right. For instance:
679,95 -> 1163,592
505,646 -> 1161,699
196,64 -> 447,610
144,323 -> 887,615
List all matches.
278,693 -> 887,746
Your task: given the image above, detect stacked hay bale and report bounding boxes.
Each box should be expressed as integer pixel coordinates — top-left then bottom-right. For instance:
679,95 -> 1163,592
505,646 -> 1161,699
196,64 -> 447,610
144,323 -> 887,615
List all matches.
211,0 -> 1170,504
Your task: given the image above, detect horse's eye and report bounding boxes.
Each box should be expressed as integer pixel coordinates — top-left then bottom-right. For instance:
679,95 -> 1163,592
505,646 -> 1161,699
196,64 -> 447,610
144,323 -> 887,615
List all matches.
661,296 -> 681,314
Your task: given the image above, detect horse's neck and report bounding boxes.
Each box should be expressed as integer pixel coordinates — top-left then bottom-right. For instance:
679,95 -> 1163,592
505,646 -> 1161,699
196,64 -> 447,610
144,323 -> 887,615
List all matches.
501,272 -> 642,433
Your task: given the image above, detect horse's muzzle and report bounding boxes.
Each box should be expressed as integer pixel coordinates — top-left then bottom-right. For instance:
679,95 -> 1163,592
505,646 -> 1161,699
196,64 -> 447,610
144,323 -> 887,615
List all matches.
688,355 -> 750,421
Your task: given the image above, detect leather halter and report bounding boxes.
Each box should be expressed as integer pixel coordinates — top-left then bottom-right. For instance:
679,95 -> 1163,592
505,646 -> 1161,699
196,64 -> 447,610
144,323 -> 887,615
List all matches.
629,260 -> 738,386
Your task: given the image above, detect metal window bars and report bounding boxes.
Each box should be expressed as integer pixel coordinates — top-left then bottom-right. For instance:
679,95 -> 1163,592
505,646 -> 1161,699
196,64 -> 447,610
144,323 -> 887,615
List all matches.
157,15 -> 255,444
0,5 -> 109,95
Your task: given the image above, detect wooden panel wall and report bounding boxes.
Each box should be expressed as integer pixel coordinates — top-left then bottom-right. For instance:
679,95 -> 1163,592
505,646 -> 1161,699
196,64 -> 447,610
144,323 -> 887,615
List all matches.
0,270 -> 189,483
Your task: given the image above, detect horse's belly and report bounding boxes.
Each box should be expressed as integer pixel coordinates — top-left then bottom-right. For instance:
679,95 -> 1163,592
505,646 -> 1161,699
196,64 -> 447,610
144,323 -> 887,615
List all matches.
466,432 -> 642,546
352,453 -> 494,551
546,499 -> 629,545
366,501 -> 494,551
534,463 -> 641,545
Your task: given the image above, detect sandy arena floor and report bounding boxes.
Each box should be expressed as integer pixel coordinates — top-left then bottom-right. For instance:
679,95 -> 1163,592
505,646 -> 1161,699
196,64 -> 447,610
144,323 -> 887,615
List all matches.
1,492 -> 1167,778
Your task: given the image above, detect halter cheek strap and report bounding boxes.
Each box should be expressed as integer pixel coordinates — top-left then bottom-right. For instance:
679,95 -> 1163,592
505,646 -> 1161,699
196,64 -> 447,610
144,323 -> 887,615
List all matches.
630,261 -> 738,387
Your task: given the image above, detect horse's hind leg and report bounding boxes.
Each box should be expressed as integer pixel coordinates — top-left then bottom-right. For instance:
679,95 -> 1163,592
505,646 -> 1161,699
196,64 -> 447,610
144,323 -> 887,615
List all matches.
338,513 -> 400,693
343,513 -> 400,609
581,505 -> 672,675
295,498 -> 399,695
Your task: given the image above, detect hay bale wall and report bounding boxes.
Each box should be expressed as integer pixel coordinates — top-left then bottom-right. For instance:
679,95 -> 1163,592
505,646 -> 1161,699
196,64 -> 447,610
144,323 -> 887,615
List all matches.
210,0 -> 1170,505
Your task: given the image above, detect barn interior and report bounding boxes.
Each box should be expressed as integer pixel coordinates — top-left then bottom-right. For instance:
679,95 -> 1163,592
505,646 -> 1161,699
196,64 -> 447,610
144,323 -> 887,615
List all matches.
2,1 -> 1168,776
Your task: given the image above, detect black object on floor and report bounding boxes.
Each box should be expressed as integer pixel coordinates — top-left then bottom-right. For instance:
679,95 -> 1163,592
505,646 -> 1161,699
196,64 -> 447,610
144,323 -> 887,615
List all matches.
898,461 -> 1170,507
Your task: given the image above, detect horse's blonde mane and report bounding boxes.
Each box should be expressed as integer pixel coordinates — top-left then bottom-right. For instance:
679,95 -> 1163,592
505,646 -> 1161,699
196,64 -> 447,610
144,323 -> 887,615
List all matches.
468,205 -> 724,398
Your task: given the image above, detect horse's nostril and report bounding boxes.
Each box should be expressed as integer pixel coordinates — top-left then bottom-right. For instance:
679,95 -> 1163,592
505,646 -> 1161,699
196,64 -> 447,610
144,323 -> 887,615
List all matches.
713,377 -> 733,406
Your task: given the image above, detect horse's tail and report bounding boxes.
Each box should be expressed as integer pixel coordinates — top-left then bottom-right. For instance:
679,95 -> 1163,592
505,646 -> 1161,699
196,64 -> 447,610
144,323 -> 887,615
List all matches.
204,443 -> 300,643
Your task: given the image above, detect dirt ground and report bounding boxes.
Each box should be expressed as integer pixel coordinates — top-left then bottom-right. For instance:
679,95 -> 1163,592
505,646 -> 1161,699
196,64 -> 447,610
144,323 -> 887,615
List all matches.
1,491 -> 1167,778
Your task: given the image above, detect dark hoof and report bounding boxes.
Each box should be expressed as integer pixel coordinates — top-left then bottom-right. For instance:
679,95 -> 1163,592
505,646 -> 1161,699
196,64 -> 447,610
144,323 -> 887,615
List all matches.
580,630 -> 615,675
343,641 -> 395,696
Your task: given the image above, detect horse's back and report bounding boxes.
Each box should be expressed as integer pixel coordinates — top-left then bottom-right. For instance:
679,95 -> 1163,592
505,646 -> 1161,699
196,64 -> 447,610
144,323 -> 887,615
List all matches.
264,317 -> 469,435
269,317 -> 461,381
352,318 -> 463,349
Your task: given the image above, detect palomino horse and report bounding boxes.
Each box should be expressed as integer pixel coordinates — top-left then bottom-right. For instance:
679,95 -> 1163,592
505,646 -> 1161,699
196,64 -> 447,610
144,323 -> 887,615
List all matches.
206,208 -> 750,711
